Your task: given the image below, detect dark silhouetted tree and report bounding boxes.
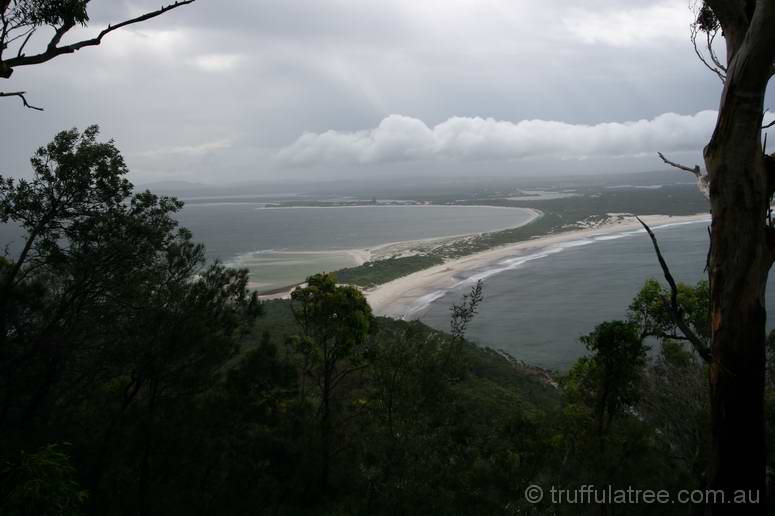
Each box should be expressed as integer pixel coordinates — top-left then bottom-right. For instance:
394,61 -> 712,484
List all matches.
0,0 -> 195,109
0,126 -> 260,514
290,273 -> 374,492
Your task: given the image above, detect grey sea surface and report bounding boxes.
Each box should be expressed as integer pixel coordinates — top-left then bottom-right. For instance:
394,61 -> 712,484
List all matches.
418,220 -> 775,371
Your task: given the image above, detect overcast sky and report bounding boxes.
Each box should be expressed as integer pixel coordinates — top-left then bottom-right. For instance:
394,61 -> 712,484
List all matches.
1,0 -> 772,184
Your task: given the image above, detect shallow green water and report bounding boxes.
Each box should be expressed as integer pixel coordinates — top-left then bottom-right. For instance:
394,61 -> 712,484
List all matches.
175,203 -> 536,291
1,203 -> 535,292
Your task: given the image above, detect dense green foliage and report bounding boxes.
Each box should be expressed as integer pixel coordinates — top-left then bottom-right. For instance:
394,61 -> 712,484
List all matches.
289,273 -> 375,491
334,254 -> 443,287
0,127 -> 261,514
1,128 -> 773,515
9,0 -> 89,27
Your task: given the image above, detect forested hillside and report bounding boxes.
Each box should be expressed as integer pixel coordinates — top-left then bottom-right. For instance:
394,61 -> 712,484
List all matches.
2,0 -> 775,513
2,128 -> 773,515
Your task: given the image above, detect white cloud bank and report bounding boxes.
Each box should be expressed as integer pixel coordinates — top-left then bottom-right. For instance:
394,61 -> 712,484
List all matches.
277,111 -> 722,166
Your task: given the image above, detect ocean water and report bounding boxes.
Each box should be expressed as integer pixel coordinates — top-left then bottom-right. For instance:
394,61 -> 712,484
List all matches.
418,220 -> 775,370
1,204 -> 536,292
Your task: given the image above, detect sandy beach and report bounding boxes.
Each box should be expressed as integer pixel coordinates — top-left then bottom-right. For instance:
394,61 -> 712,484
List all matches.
365,213 -> 711,318
257,207 -> 542,300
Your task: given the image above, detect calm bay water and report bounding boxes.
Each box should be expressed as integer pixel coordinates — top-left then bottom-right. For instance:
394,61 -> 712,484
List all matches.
177,204 -> 535,257
0,204 -> 535,292
419,221 -> 775,370
175,203 -> 536,290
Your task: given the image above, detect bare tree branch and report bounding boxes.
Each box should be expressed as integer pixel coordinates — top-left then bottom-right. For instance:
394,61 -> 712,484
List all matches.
636,216 -> 711,363
657,152 -> 701,174
0,7 -> 10,60
657,152 -> 710,198
16,27 -> 34,58
0,1 -> 195,78
4,25 -> 33,49
0,90 -> 42,110
45,19 -> 75,53
706,29 -> 727,74
763,109 -> 775,132
691,24 -> 726,82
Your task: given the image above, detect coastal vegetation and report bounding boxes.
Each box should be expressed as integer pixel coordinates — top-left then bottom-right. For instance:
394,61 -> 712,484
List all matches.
2,0 -> 774,514
331,186 -> 708,288
1,127 -> 773,515
335,254 -> 444,287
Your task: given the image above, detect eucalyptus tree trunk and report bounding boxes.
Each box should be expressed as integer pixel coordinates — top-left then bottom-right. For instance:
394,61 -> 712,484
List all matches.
702,1 -> 775,514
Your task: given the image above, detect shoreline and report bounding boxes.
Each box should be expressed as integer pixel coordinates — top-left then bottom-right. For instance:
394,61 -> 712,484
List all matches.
255,207 -> 542,299
359,207 -> 542,261
364,212 -> 711,319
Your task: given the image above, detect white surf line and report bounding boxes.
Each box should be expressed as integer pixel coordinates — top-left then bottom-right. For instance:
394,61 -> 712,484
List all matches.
398,216 -> 712,319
